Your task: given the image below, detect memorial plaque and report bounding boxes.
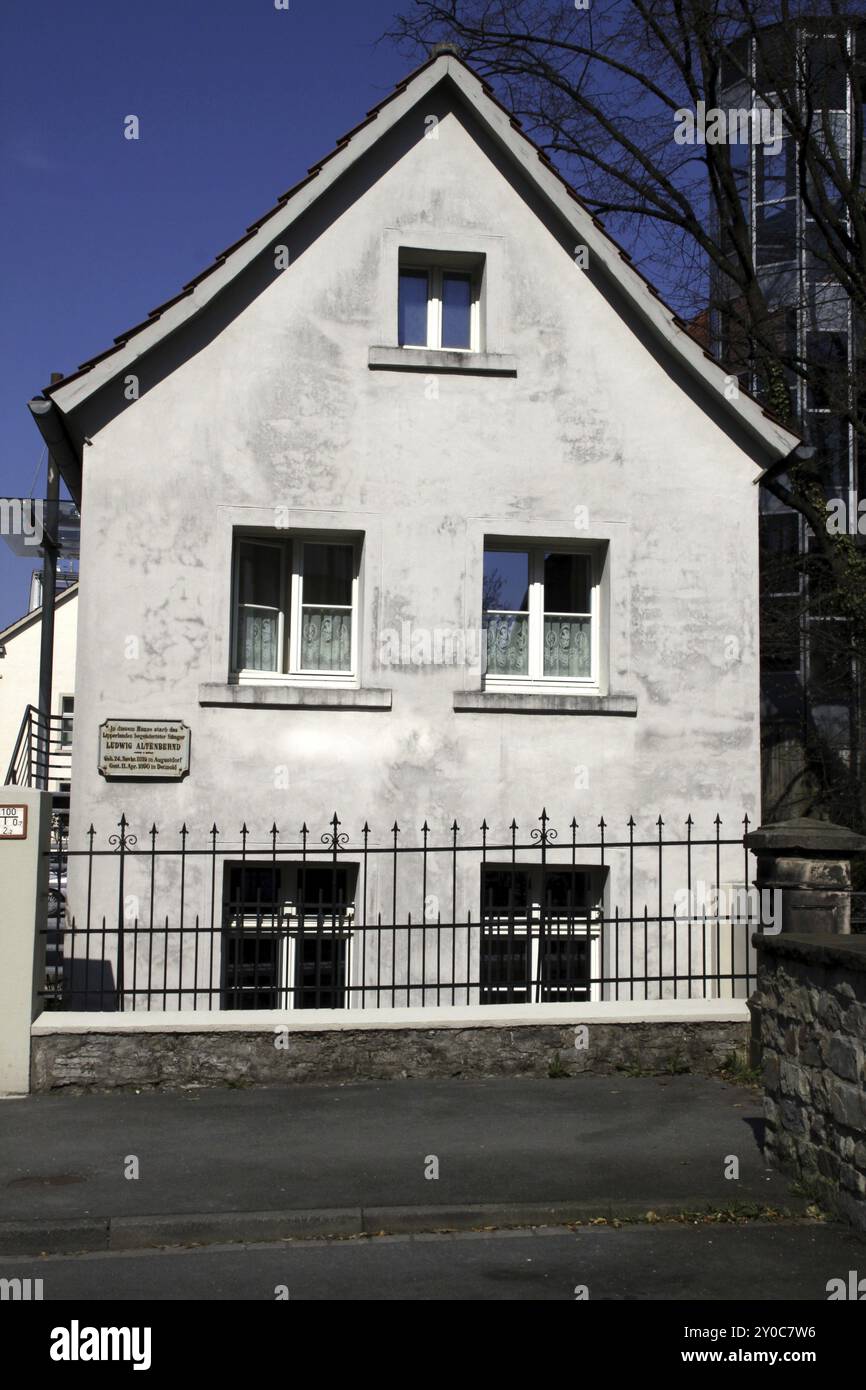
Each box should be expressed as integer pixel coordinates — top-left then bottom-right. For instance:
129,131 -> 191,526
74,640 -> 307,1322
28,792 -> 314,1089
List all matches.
98,720 -> 191,781
0,804 -> 27,839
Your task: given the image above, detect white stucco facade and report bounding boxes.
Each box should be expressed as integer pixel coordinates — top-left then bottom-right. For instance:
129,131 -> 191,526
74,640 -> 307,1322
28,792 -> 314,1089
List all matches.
38,56 -> 799,1008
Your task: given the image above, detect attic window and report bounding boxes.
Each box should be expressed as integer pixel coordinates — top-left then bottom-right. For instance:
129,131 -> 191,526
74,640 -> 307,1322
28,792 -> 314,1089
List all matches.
398,252 -> 483,352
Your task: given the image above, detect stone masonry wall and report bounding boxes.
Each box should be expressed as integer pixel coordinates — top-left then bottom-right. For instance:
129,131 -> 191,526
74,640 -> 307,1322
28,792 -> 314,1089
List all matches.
756,933 -> 866,1234
31,1018 -> 747,1093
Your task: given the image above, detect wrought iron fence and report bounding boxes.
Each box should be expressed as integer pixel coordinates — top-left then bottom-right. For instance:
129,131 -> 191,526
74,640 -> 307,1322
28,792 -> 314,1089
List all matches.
41,809 -> 778,1013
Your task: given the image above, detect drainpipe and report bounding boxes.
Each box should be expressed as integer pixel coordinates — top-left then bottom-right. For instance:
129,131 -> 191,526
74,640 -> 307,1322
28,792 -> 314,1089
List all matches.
29,381 -> 66,791
755,440 -> 815,485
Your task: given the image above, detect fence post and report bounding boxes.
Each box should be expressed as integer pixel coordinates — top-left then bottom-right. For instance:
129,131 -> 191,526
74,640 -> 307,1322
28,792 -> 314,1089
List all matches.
745,816 -> 866,936
0,789 -> 52,1095
743,815 -> 866,1069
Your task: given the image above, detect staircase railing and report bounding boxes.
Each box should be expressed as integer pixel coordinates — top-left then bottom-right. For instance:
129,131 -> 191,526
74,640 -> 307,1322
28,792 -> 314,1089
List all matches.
4,705 -> 72,789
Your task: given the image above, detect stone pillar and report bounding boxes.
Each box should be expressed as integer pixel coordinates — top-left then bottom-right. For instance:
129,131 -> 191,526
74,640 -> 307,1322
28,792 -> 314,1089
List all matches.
0,789 -> 52,1095
745,816 -> 866,936
744,816 -> 866,1069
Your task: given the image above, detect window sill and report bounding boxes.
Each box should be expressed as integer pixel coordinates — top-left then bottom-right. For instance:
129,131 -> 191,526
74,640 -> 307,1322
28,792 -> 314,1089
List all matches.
199,683 -> 392,711
368,346 -> 517,376
453,691 -> 638,716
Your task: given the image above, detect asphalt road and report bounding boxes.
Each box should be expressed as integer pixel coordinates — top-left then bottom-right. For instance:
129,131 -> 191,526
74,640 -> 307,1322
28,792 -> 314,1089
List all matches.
4,1220 -> 865,1301
0,1076 -> 791,1228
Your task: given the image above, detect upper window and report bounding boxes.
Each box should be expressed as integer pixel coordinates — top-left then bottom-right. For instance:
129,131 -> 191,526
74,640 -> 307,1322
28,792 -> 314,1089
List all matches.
58,694 -> 74,748
483,544 -> 598,686
232,535 -> 359,682
398,257 -> 482,352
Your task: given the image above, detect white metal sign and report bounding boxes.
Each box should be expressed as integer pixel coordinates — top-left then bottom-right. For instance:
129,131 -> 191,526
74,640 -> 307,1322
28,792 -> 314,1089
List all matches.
0,804 -> 28,839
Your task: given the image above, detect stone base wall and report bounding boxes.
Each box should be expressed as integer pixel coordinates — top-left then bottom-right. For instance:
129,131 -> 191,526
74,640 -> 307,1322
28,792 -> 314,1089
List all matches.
756,933 -> 866,1234
31,1018 -> 747,1093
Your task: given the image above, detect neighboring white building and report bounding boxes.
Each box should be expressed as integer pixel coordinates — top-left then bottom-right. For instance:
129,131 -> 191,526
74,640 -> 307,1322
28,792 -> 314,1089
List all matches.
0,583 -> 77,793
30,52 -> 800,1010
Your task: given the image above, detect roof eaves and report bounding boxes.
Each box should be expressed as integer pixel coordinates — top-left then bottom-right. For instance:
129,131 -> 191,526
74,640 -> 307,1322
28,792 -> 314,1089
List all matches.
0,581 -> 79,646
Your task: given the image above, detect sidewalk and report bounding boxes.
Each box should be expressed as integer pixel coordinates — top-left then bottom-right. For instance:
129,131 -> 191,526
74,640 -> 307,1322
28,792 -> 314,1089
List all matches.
0,1075 -> 813,1255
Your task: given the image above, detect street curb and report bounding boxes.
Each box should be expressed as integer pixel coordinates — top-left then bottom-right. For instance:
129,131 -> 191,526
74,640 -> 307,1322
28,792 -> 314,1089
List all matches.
0,1195 -> 812,1257
110,1208 -> 363,1250
0,1218 -> 109,1257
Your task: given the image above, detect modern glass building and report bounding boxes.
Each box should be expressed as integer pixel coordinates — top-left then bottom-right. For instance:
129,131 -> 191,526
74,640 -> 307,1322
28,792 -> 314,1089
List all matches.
712,18 -> 864,824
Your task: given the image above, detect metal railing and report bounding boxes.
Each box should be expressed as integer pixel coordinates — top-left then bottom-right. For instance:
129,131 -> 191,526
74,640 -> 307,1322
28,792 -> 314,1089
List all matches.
4,705 -> 72,790
40,809 -> 780,1013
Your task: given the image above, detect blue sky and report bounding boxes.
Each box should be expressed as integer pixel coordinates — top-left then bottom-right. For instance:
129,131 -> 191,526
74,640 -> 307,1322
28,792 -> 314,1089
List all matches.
0,0 -> 411,627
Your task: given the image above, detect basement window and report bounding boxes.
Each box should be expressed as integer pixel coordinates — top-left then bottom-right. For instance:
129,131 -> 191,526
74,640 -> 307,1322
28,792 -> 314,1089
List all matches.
480,865 -> 604,1003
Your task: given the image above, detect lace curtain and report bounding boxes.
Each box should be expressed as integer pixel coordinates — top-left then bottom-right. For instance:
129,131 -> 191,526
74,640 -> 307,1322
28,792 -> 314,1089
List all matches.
239,611 -> 279,672
485,615 -> 529,674
486,614 -> 591,677
544,617 -> 591,678
301,610 -> 352,671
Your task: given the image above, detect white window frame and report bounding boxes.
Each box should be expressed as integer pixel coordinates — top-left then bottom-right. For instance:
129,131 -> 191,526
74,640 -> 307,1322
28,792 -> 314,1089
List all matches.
399,265 -> 481,352
56,693 -> 74,748
481,909 -> 602,1004
483,543 -> 600,694
479,864 -> 603,1003
228,897 -> 354,1012
231,534 -> 360,688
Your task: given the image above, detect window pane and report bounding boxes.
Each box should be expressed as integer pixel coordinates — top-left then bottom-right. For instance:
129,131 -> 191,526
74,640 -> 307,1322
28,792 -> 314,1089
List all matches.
480,935 -> 530,1002
544,552 -> 590,613
485,614 -> 529,675
809,622 -> 853,702
806,331 -> 848,410
543,617 -> 591,678
297,866 -> 353,911
756,199 -> 796,265
542,870 -> 593,911
482,869 -> 531,913
483,550 -> 529,611
398,270 -> 429,346
227,866 -> 282,912
239,611 -> 280,672
756,137 -> 795,203
760,512 -> 801,597
301,610 -> 352,671
807,36 -> 849,110
238,543 -> 281,608
236,543 -> 282,672
441,273 -> 473,349
540,938 -> 589,1001
303,543 -> 353,606
813,415 -> 852,497
761,593 -> 802,673
295,937 -> 346,1009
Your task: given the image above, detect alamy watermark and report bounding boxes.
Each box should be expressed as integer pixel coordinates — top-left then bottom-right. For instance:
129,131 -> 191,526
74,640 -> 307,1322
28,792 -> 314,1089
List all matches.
379,621 -> 487,671
674,101 -> 782,156
672,879 -> 782,933
0,498 -> 43,546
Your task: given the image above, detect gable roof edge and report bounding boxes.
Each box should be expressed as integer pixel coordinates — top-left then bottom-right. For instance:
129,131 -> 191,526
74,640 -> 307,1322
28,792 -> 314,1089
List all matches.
42,54 -> 800,464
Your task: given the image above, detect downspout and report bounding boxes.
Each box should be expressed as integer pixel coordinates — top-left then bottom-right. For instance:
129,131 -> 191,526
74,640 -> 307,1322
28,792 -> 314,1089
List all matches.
28,389 -> 78,792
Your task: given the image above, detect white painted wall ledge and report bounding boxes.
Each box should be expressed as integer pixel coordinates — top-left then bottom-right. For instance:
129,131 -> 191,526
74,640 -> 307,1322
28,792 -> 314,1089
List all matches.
33,998 -> 749,1035
454,691 -> 638,715
368,346 -> 517,375
198,684 -> 392,710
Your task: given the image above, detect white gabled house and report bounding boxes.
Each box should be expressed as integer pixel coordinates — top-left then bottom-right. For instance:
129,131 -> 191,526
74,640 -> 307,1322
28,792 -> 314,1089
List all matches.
29,51 -> 800,1012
